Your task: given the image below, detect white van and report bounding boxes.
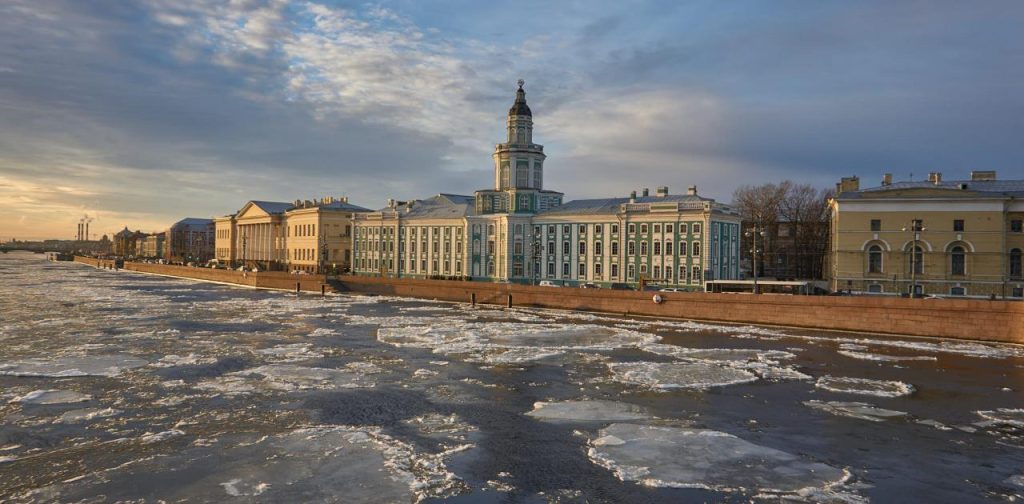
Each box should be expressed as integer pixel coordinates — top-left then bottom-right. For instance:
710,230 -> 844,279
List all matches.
538,280 -> 559,287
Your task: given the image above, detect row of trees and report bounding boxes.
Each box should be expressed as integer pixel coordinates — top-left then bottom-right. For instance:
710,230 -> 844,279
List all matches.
732,181 -> 833,280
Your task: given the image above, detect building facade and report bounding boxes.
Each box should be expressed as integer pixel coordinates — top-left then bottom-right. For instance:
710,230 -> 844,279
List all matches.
829,171 -> 1024,298
141,232 -> 165,259
351,83 -> 742,288
165,218 -> 215,264
214,198 -> 368,272
113,227 -> 147,257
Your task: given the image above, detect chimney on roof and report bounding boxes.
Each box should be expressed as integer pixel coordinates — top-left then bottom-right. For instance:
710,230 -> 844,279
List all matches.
836,176 -> 860,193
882,173 -> 892,186
642,188 -> 649,197
971,170 -> 996,181
687,185 -> 697,196
656,186 -> 668,197
629,190 -> 636,204
928,172 -> 942,185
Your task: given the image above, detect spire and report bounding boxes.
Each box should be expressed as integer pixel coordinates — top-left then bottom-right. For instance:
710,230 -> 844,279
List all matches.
508,79 -> 532,117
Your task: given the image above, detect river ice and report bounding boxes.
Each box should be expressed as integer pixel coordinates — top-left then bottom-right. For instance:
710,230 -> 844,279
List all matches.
588,423 -> 848,493
2,254 -> 1022,503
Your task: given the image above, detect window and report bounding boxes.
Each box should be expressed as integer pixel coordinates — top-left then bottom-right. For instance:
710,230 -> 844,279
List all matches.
514,241 -> 523,255
628,224 -> 636,234
640,264 -> 647,275
548,241 -> 555,255
579,225 -> 587,235
488,224 -> 495,236
653,266 -> 661,279
868,284 -> 883,293
563,225 -> 571,235
679,265 -> 687,283
548,225 -> 555,235
693,223 -> 702,234
445,242 -> 451,254
1011,249 -> 1022,279
950,286 -> 966,296
950,246 -> 966,275
692,242 -> 701,256
653,242 -> 661,255
666,241 -> 673,255
595,263 -> 603,277
680,223 -> 688,234
547,263 -> 555,276
1012,220 -> 1023,233
488,262 -> 495,275
563,241 -> 570,255
654,224 -> 661,233
611,224 -> 619,234
953,219 -> 964,232
487,240 -> 495,255
595,241 -> 603,256
908,246 -> 923,275
579,242 -> 586,255
611,241 -> 619,255
627,242 -> 635,256
578,263 -> 586,276
640,224 -> 648,234
596,224 -> 603,235
611,264 -> 618,279
666,224 -> 673,233
640,241 -> 648,255
868,245 -> 883,273
563,263 -> 570,276
692,266 -> 701,283
627,264 -> 635,280
456,261 -> 462,273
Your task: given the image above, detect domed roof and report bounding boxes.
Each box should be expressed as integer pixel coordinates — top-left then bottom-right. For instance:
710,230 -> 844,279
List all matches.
508,81 -> 531,117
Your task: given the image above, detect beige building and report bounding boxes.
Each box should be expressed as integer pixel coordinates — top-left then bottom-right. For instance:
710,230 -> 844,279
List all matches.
829,171 -> 1024,298
214,198 -> 368,272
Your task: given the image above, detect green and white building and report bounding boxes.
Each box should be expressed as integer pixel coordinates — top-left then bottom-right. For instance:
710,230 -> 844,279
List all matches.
351,83 -> 741,288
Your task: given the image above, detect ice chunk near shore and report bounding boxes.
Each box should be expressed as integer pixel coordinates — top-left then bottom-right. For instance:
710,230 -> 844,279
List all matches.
255,343 -> 323,362
837,350 -> 937,362
607,362 -> 758,391
141,429 -> 185,444
588,423 -> 849,495
526,400 -> 652,422
197,364 -> 376,394
0,354 -> 148,377
815,376 -> 915,398
804,400 -> 908,422
9,389 -> 91,405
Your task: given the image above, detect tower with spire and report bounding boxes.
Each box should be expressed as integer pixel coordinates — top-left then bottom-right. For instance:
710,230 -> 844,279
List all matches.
476,80 -> 562,215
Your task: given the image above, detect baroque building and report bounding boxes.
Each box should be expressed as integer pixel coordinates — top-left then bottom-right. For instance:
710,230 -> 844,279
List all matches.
829,172 -> 1024,298
351,83 -> 742,288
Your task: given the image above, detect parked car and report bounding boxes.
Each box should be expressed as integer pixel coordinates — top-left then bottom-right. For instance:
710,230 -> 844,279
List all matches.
659,287 -> 687,292
291,270 -> 309,275
608,283 -> 635,291
538,280 -> 560,287
580,283 -> 601,289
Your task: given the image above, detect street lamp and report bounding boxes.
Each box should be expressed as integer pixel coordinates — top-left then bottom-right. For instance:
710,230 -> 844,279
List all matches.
241,233 -> 248,271
531,225 -> 543,285
901,219 -> 926,297
745,225 -> 767,294
319,232 -> 329,283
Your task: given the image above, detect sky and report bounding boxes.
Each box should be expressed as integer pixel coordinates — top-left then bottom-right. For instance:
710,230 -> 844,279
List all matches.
1,1 -> 1022,240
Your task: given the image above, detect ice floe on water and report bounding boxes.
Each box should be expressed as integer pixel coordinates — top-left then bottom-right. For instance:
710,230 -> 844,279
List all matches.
837,350 -> 937,362
25,426 -> 467,503
640,343 -> 810,381
379,322 -> 659,366
55,407 -> 121,424
195,364 -> 376,395
255,343 -> 323,362
0,354 -> 148,377
975,409 -> 1024,428
9,389 -> 91,405
804,400 -> 908,422
526,400 -> 652,422
815,376 -> 915,398
607,362 -> 758,391
140,429 -> 185,444
588,423 -> 850,495
151,353 -> 218,368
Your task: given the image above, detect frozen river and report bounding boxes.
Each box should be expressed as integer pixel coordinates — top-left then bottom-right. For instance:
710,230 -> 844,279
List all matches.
1,251 -> 1023,503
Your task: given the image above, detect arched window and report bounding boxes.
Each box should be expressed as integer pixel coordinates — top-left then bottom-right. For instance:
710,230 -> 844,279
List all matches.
907,245 -> 923,275
1010,248 -> 1022,279
868,245 -> 883,273
950,246 -> 966,276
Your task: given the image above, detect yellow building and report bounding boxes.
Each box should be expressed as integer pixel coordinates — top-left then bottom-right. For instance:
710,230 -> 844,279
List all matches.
829,171 -> 1024,298
214,198 -> 368,272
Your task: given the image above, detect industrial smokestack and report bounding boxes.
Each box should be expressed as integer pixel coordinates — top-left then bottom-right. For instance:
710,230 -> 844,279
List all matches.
85,222 -> 89,241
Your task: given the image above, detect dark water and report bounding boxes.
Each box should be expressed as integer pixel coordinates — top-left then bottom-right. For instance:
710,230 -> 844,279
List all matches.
0,251 -> 1022,503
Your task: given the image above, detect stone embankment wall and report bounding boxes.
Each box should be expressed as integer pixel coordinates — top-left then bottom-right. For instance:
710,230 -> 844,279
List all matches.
73,257 -> 1024,343
336,276 -> 1024,344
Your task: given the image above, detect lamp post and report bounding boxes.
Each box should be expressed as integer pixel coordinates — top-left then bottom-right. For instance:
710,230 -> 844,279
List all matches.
901,219 -> 926,297
745,224 -> 767,294
531,225 -> 543,285
241,233 -> 247,271
320,232 -> 329,283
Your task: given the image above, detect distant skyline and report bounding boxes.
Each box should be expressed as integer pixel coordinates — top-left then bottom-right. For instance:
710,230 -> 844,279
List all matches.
2,1 -> 1022,240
